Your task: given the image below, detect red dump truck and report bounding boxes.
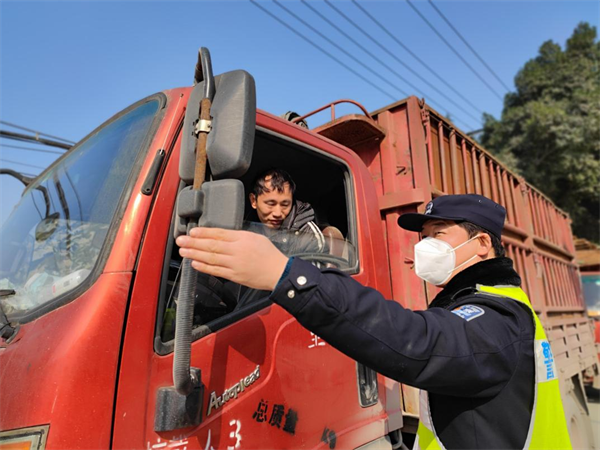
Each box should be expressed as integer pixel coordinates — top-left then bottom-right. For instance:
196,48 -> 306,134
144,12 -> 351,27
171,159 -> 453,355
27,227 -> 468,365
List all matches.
1,49 -> 597,449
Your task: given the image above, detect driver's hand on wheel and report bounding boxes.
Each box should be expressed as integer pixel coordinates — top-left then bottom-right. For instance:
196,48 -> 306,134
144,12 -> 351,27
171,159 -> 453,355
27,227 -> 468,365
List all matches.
176,227 -> 289,291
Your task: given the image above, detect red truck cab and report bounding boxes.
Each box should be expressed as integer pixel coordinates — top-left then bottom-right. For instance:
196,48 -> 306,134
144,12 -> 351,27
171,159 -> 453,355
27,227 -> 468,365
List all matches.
0,75 -> 404,449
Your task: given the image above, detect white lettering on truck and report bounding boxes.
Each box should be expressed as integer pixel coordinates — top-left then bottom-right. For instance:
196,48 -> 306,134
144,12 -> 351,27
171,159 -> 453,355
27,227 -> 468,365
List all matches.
207,365 -> 260,416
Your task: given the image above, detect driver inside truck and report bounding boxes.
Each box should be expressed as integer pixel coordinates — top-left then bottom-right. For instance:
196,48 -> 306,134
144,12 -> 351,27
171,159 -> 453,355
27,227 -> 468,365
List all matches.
162,169 -> 329,335
244,168 -> 326,257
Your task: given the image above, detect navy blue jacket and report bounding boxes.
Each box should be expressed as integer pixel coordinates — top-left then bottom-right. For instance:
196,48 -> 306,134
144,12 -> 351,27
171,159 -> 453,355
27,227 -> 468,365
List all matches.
270,257 -> 534,450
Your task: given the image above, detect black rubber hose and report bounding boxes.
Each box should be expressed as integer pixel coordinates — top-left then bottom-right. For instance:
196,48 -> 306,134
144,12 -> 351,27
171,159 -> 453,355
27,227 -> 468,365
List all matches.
194,53 -> 204,85
200,48 -> 215,102
173,256 -> 198,396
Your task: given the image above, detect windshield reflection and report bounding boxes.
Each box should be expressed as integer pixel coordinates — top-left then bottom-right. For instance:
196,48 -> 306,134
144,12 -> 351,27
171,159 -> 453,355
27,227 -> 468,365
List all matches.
0,99 -> 160,317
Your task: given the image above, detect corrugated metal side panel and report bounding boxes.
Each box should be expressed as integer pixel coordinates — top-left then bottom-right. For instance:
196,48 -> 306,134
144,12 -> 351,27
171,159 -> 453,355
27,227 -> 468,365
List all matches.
353,98 -> 429,418
372,97 -> 585,316
355,99 -> 430,313
368,96 -> 595,419
546,316 -> 598,380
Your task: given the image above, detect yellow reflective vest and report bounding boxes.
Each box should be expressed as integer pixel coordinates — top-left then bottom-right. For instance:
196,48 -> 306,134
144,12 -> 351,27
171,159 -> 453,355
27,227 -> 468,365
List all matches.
415,284 -> 572,450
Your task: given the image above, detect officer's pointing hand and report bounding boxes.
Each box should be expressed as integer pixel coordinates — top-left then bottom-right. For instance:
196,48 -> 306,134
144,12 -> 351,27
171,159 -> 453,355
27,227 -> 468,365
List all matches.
176,227 -> 289,291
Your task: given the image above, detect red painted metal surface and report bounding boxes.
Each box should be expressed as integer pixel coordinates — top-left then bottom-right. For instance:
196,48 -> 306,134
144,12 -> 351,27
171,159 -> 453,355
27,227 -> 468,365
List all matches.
112,105 -> 396,450
0,89 -> 188,449
104,89 -> 188,273
370,97 -> 585,314
1,88 -> 400,449
0,272 -> 132,449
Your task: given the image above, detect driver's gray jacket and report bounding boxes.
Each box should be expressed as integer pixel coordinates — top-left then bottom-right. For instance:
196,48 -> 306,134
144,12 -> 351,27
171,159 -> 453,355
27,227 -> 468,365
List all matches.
244,200 -> 326,256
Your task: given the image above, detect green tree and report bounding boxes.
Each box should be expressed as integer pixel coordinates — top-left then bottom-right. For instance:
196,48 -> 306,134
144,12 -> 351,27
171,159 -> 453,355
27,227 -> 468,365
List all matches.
481,22 -> 600,243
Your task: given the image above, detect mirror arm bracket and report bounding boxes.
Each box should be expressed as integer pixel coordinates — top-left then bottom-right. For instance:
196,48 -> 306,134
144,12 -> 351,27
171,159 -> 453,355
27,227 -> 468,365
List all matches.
194,119 -> 212,136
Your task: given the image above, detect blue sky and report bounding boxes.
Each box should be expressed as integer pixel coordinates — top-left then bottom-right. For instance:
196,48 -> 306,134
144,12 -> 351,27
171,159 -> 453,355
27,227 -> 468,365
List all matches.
1,0 -> 598,221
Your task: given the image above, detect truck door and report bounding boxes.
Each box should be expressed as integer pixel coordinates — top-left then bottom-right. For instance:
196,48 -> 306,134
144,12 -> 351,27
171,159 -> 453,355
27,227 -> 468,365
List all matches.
112,113 -> 392,449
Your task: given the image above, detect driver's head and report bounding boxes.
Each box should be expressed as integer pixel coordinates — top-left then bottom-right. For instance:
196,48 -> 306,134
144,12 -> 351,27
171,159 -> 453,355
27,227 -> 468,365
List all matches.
250,168 -> 296,229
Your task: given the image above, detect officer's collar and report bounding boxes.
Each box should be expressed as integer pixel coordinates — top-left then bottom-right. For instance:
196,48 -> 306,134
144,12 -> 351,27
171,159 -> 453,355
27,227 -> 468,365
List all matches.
428,257 -> 521,310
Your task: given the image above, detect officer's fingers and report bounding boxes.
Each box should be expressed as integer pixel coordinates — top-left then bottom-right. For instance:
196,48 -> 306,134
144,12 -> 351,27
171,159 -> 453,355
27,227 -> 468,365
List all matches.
190,260 -> 237,282
177,235 -> 234,256
179,247 -> 232,268
188,227 -> 238,242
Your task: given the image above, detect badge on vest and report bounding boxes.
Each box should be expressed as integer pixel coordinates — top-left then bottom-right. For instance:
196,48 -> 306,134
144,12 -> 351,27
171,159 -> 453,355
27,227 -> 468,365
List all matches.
451,305 -> 485,321
535,340 -> 558,382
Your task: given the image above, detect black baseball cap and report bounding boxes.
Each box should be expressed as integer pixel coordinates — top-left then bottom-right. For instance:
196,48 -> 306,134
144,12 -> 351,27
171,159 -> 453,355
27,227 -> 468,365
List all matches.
397,194 -> 506,238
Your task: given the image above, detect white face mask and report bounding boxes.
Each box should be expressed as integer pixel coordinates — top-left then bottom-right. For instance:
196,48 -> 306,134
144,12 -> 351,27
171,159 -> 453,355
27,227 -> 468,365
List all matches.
414,235 -> 481,286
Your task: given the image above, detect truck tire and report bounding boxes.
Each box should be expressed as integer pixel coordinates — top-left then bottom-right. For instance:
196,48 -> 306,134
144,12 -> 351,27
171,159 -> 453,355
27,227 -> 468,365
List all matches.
564,388 -> 595,449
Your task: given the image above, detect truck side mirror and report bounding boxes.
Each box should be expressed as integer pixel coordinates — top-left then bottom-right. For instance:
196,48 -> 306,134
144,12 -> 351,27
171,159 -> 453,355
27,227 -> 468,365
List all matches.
180,70 -> 256,182
174,180 -> 245,239
156,48 -> 256,433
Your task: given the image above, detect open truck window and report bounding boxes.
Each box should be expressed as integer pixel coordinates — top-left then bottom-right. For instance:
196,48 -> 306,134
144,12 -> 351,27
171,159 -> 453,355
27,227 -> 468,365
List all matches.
0,97 -> 162,320
156,129 -> 357,351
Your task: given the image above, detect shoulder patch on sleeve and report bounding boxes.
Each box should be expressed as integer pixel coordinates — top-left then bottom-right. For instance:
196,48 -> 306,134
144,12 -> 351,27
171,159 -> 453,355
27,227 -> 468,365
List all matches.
452,305 -> 485,321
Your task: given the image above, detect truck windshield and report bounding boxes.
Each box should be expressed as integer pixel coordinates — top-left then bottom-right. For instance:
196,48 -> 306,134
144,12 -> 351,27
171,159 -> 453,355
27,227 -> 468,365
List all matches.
0,99 -> 161,317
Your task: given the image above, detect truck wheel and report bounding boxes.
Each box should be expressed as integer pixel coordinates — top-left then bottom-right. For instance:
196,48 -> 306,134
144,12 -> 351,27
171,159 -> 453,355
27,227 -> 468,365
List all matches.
564,389 -> 595,449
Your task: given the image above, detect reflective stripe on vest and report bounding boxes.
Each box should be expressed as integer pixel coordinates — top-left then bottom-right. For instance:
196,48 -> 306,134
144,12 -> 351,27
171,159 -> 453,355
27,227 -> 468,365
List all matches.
414,284 -> 572,450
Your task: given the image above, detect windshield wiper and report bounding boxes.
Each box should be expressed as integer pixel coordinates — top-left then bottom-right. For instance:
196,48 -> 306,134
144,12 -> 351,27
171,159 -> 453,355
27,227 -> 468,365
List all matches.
0,289 -> 19,342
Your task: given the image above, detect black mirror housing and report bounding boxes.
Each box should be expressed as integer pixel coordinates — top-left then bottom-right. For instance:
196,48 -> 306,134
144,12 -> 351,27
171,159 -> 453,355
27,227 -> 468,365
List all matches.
180,70 -> 256,183
174,180 -> 245,239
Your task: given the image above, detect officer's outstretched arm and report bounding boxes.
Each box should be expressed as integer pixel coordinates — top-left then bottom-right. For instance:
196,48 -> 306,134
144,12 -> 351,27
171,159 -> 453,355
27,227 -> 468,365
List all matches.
270,258 -> 524,398
177,228 -> 522,398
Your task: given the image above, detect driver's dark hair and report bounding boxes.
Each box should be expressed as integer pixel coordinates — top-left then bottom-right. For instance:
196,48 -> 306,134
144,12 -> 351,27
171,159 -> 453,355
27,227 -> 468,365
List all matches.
457,221 -> 505,258
252,168 -> 296,197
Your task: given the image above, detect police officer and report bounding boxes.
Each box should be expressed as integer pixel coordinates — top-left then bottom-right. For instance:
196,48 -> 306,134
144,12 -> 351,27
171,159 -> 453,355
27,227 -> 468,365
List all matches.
176,194 -> 572,450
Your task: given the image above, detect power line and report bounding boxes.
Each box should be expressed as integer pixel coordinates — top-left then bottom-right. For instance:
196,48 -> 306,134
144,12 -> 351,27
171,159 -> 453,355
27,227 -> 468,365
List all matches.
255,0 -> 470,127
272,0 -> 412,99
404,0 -> 504,101
249,0 -> 398,102
466,128 -> 483,136
302,0 -> 481,127
0,130 -> 72,150
349,0 -> 485,115
0,158 -> 47,170
0,120 -> 76,144
322,0 -> 481,127
427,0 -> 511,92
277,0 -> 474,129
0,143 -> 64,155
254,0 -> 474,130
299,1 -> 430,110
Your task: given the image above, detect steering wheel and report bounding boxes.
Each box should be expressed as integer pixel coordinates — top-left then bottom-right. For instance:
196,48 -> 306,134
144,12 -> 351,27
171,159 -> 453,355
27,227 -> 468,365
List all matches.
292,253 -> 348,268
